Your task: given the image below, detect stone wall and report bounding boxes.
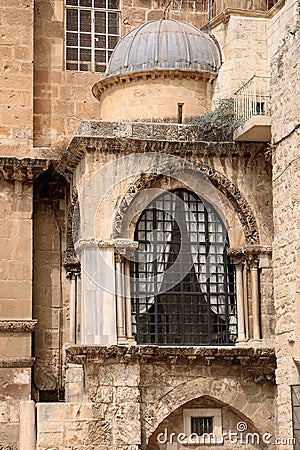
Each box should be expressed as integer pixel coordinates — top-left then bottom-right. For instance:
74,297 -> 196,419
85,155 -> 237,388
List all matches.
34,346 -> 276,450
271,4 -> 300,447
0,0 -> 34,158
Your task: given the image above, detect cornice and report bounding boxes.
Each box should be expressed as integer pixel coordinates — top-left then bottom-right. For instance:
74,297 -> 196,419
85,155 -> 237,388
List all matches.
92,68 -> 217,101
0,320 -> 38,333
66,345 -> 276,371
0,357 -> 35,368
0,157 -> 50,182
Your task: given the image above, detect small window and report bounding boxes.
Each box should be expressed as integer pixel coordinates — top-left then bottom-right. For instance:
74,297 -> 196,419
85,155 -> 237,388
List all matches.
183,408 -> 222,444
65,0 -> 121,72
191,416 -> 213,435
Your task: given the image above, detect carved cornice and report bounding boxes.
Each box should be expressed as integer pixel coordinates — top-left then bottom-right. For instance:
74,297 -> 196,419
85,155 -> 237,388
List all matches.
92,69 -> 216,101
228,246 -> 272,260
55,124 -> 267,181
0,158 -> 50,182
0,320 -> 38,333
66,345 -> 276,382
0,357 -> 35,368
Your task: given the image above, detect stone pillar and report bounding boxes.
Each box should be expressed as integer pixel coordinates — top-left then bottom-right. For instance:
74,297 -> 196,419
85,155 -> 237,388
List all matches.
75,239 -> 117,345
250,258 -> 261,340
115,254 -> 127,344
69,275 -> 77,345
235,262 -> 246,342
19,400 -> 36,450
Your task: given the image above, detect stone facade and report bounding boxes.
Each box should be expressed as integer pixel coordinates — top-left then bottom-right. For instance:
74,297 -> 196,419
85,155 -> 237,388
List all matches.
0,0 -> 299,449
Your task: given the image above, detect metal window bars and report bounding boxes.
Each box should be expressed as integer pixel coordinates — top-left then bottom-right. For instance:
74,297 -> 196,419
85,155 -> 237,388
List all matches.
234,75 -> 271,124
65,0 -> 121,72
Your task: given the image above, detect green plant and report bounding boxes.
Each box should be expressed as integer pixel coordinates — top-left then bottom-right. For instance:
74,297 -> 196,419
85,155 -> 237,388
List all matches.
188,98 -> 242,141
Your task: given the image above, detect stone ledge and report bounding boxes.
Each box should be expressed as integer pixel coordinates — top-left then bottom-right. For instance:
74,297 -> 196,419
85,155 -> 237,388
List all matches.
0,157 -> 50,181
66,345 -> 276,371
0,320 -> 38,333
0,357 -> 35,368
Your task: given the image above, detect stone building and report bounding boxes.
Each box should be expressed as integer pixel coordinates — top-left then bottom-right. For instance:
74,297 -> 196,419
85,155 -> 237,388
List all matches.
0,0 -> 299,449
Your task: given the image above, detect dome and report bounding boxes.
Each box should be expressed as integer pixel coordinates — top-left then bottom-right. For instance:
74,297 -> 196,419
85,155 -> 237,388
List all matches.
105,19 -> 222,78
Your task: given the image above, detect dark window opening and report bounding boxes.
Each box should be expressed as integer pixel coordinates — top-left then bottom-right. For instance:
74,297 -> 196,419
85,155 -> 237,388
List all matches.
131,189 -> 237,346
191,417 -> 214,435
178,103 -> 183,123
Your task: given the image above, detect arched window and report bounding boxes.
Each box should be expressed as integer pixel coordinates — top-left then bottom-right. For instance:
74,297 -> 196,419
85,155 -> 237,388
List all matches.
130,189 -> 237,346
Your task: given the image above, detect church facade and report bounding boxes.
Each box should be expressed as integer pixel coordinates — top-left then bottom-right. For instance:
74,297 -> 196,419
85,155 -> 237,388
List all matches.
0,0 -> 299,449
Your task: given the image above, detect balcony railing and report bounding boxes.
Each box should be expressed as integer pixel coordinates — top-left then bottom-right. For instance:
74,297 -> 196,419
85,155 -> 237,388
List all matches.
211,0 -> 279,18
234,75 -> 271,124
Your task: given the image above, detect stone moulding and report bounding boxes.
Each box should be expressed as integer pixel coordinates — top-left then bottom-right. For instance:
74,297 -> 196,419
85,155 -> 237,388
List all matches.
0,157 -> 50,182
66,345 -> 276,373
92,69 -> 216,101
0,357 -> 35,368
113,167 -> 260,245
0,320 -> 38,333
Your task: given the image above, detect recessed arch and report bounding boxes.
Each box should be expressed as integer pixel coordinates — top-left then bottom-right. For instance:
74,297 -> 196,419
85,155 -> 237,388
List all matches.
143,378 -> 274,449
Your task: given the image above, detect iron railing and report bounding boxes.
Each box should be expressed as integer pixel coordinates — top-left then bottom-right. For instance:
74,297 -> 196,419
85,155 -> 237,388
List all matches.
234,75 -> 271,124
211,0 -> 280,18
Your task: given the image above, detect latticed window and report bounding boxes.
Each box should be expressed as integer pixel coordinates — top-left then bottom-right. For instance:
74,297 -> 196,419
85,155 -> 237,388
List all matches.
65,0 -> 120,72
131,189 -> 237,346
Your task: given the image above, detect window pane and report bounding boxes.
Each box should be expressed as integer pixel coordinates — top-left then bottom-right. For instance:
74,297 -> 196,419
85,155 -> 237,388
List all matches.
108,0 -> 120,9
95,11 -> 106,33
95,49 -> 106,62
66,9 -> 78,31
80,48 -> 91,61
108,35 -> 118,49
80,10 -> 91,32
66,32 -> 78,46
95,34 -> 106,48
66,47 -> 78,61
95,63 -> 106,72
80,33 -> 91,47
79,0 -> 92,6
66,0 -> 78,5
108,12 -> 119,34
94,0 -> 106,7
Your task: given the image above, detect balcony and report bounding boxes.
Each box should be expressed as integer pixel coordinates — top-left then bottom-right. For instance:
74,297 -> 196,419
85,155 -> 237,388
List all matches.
211,0 -> 280,18
233,75 -> 271,142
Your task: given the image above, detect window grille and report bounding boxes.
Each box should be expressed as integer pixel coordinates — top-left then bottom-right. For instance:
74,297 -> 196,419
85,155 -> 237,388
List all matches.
131,189 -> 237,346
65,0 -> 120,72
191,417 -> 214,435
292,385 -> 300,450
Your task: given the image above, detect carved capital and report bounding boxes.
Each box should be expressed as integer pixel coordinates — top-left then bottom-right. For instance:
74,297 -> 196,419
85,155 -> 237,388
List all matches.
0,158 -> 50,182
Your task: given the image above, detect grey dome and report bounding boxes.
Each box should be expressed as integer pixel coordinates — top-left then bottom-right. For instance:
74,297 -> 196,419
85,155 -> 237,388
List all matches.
105,19 -> 222,78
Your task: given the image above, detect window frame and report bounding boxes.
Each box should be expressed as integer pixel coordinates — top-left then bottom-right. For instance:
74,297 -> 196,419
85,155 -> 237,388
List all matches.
183,408 -> 222,445
65,0 -> 121,72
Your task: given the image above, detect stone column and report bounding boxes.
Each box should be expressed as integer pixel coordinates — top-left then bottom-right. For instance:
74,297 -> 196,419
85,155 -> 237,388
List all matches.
235,262 -> 246,342
124,260 -> 135,344
75,239 -> 117,345
115,253 -> 127,344
250,258 -> 261,340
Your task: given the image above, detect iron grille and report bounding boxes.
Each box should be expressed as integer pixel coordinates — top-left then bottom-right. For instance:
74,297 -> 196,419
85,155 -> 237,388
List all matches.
191,417 -> 213,435
131,189 -> 237,346
292,385 -> 300,449
65,0 -> 120,72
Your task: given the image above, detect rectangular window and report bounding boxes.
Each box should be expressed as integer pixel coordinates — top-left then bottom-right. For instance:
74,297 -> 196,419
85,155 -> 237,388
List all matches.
191,416 -> 213,436
65,0 -> 121,72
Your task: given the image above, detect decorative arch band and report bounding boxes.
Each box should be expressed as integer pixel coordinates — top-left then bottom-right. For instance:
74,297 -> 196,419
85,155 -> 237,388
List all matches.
113,164 -> 260,245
